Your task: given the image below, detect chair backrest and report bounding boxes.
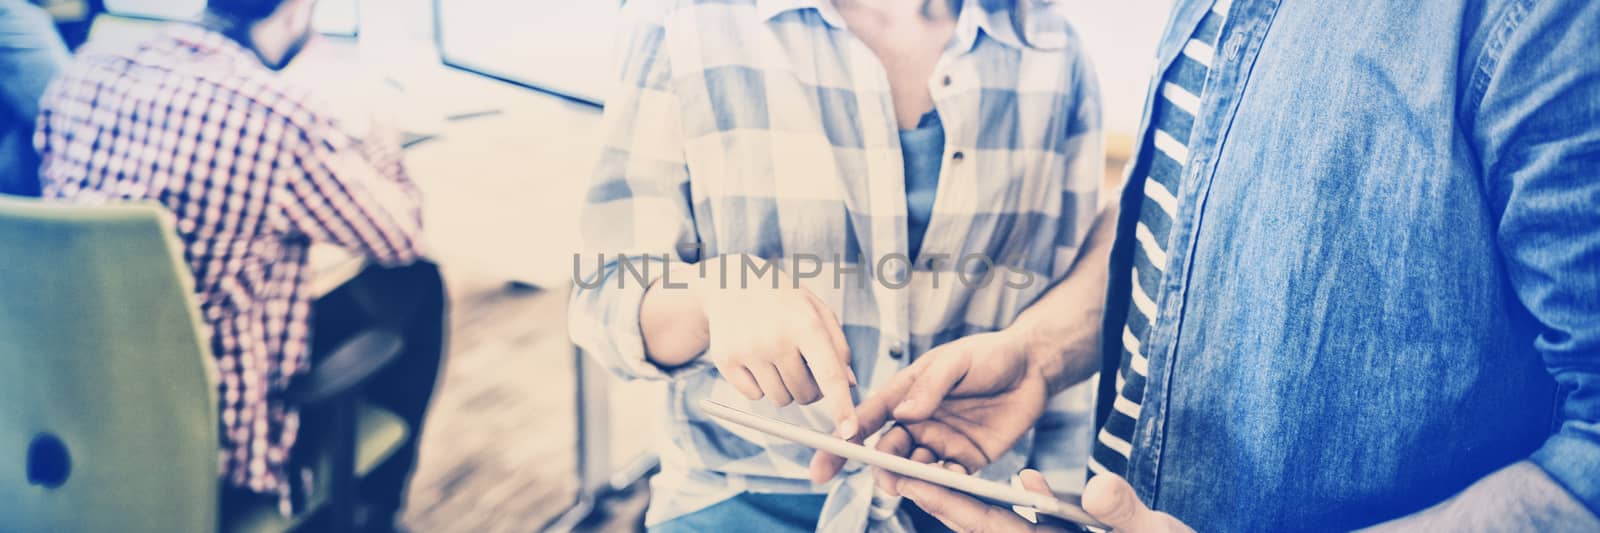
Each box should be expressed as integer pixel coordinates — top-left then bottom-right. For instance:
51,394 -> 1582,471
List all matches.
0,196 -> 219,533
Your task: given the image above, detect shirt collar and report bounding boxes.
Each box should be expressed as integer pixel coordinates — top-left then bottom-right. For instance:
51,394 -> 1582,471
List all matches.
163,22 -> 264,68
757,0 -> 1054,52
952,0 -> 1023,52
757,0 -> 847,28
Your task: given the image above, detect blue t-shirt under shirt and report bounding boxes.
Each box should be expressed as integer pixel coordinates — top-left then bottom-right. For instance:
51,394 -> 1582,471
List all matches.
900,110 -> 944,258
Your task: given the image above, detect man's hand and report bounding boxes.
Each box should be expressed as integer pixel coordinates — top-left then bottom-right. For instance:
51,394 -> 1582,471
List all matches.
898,469 -> 1194,533
808,329 -> 1048,486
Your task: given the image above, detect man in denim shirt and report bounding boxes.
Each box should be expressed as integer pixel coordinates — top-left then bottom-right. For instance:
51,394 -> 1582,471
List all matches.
0,0 -> 67,196
814,0 -> 1600,530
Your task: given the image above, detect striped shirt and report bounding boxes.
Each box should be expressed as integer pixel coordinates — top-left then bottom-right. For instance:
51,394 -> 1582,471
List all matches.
35,24 -> 424,510
568,0 -> 1103,530
1090,0 -> 1230,478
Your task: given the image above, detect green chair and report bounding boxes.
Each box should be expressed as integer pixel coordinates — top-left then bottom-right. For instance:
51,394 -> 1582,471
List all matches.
0,196 -> 411,532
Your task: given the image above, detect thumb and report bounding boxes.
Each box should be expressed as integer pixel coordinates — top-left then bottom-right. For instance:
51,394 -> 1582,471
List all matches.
1082,474 -> 1192,533
1019,469 -> 1052,494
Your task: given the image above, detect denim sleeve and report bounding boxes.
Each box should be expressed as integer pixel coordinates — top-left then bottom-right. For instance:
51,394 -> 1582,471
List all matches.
567,0 -> 707,382
1357,462 -> 1600,532
1470,0 -> 1600,519
0,0 -> 68,119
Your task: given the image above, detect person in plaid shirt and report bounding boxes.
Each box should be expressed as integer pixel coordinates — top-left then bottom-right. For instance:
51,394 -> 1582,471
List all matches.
569,0 -> 1104,530
34,0 -> 446,529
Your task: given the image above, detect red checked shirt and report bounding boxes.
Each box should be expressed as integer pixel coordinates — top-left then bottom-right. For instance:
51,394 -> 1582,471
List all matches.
34,23 -> 423,505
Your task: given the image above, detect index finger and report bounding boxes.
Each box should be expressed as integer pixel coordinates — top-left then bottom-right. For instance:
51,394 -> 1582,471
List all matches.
893,344 -> 974,421
803,292 -> 855,385
808,356 -> 934,483
793,312 -> 858,438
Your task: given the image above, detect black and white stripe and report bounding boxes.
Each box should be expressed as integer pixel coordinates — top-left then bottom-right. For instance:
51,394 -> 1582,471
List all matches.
1091,0 -> 1232,478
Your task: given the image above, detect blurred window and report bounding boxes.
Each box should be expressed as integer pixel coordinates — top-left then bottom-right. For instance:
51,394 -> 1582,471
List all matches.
434,0 -> 623,106
1052,1 -> 1175,139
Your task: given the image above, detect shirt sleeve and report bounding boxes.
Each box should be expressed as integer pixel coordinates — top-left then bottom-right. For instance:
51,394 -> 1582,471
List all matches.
567,0 -> 708,382
1470,0 -> 1600,518
1049,36 -> 1106,280
278,111 -> 425,267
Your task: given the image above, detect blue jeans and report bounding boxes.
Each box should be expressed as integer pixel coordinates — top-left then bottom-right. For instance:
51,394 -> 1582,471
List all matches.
649,492 -> 953,533
650,493 -> 825,533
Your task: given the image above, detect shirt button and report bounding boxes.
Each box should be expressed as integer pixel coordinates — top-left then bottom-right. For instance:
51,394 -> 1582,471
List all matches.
942,75 -> 953,87
951,151 -> 965,162
885,262 -> 906,283
1225,35 -> 1246,60
888,342 -> 905,360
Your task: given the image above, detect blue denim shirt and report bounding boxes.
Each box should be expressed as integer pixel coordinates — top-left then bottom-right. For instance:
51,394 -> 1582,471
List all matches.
1098,0 -> 1600,530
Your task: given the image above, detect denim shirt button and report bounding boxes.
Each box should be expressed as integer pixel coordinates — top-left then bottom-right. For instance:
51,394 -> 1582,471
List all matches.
888,342 -> 905,360
1225,34 -> 1246,60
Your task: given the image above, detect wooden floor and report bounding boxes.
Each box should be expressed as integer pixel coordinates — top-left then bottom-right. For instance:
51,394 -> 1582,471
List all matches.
397,266 -> 651,533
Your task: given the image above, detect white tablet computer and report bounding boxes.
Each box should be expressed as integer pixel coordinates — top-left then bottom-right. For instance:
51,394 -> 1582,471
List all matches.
699,399 -> 1107,529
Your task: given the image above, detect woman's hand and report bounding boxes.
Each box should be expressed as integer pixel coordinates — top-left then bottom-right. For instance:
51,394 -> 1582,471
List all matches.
643,255 -> 860,433
701,258 -> 859,412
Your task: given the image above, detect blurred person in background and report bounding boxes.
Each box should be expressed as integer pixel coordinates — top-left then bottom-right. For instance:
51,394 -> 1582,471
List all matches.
33,0 -> 446,530
29,0 -> 102,50
0,0 -> 68,196
817,0 -> 1600,531
569,0 -> 1104,530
